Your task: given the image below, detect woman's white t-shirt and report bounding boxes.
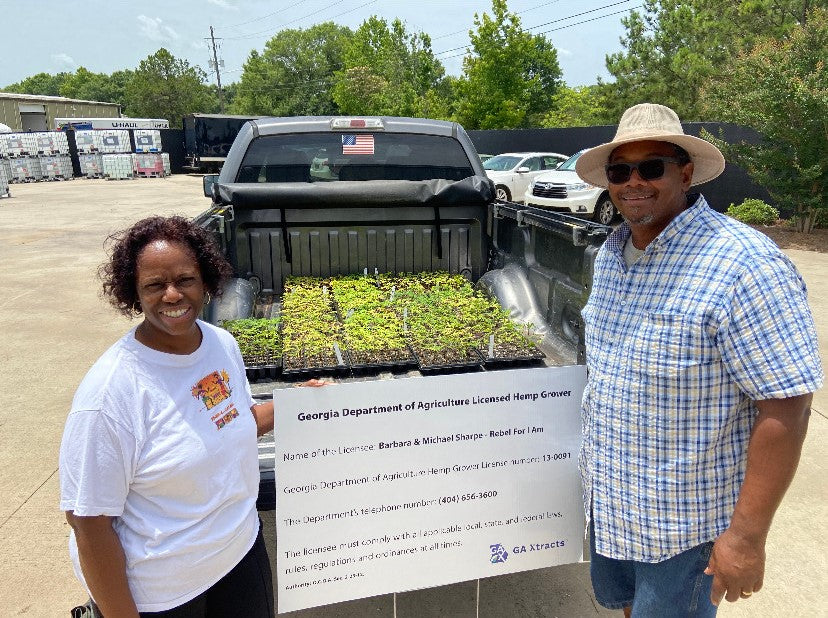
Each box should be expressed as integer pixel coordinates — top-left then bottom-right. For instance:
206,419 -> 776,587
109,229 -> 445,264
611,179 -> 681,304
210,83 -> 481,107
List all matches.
59,320 -> 259,612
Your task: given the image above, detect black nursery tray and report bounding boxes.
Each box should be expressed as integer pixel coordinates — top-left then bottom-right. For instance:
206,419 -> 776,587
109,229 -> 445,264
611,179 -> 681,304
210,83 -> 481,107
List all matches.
242,352 -> 282,382
413,347 -> 484,373
245,365 -> 282,382
479,342 -> 546,367
345,345 -> 418,372
281,352 -> 347,377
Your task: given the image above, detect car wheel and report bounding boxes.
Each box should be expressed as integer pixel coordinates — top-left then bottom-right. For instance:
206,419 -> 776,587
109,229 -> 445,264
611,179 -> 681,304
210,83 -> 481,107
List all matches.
495,185 -> 511,202
592,195 -> 616,225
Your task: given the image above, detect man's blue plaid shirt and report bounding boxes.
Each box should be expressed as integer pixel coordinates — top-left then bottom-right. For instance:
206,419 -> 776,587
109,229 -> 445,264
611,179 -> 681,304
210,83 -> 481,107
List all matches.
581,194 -> 823,562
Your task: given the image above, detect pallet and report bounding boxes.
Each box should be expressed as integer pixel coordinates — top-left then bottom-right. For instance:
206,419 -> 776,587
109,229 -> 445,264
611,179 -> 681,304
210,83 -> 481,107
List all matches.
136,172 -> 165,178
42,175 -> 73,181
104,175 -> 135,181
84,173 -> 104,179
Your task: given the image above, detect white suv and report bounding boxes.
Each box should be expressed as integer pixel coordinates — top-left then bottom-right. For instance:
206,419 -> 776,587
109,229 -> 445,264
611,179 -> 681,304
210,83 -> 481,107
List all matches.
524,150 -> 617,225
483,152 -> 568,202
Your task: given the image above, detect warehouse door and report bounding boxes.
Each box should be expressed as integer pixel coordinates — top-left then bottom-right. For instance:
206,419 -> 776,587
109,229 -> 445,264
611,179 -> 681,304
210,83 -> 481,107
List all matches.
19,104 -> 47,132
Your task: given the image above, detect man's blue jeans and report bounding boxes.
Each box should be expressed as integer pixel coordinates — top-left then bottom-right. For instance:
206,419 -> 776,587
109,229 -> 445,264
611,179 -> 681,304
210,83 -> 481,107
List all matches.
590,523 -> 717,617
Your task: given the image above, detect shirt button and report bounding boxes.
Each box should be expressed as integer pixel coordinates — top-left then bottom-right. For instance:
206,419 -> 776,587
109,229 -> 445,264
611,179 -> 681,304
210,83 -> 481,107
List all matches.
620,300 -> 626,305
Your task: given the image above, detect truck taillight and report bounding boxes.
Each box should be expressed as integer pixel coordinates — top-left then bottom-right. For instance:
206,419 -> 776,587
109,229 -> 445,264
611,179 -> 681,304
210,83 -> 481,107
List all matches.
330,118 -> 384,130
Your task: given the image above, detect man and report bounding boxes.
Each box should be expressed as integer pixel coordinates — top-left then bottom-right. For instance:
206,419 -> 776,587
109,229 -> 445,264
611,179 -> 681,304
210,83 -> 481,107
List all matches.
574,103 -> 823,616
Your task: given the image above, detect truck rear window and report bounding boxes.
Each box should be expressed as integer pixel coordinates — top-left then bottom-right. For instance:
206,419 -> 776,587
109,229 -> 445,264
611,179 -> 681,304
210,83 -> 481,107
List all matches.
236,132 -> 475,183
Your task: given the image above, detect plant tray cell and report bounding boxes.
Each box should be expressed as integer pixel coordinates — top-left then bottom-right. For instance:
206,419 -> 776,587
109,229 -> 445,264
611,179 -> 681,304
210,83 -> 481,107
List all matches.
413,347 -> 484,372
346,345 -> 418,371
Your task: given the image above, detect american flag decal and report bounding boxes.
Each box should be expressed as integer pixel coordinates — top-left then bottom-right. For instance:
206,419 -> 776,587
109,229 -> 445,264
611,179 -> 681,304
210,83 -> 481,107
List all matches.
342,134 -> 374,155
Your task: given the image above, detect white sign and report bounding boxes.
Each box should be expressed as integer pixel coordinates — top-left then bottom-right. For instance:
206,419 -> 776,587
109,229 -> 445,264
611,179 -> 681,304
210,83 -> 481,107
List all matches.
273,366 -> 586,613
53,117 -> 169,130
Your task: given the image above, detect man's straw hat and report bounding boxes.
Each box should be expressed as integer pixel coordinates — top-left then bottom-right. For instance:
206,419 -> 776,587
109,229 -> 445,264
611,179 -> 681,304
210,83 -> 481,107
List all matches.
575,103 -> 726,188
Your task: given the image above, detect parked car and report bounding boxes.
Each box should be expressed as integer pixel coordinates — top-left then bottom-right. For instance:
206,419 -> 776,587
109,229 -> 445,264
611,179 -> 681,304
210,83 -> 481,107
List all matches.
478,153 -> 495,163
483,152 -> 568,202
524,149 -> 617,225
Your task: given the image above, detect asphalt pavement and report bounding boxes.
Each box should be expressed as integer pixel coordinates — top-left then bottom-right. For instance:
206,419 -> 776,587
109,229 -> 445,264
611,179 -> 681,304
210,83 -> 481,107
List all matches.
0,177 -> 824,617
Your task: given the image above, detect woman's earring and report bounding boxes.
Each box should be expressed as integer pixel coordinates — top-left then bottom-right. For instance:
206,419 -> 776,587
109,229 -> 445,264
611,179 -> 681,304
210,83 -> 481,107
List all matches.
204,291 -> 212,305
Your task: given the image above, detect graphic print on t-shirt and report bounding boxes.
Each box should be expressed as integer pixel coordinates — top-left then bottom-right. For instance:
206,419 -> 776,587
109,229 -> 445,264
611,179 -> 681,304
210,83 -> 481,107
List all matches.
191,369 -> 242,431
191,370 -> 232,410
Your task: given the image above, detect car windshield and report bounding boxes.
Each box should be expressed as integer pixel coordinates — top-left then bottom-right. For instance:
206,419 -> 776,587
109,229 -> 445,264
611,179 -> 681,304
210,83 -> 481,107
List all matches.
483,155 -> 522,172
556,150 -> 585,171
236,132 -> 474,182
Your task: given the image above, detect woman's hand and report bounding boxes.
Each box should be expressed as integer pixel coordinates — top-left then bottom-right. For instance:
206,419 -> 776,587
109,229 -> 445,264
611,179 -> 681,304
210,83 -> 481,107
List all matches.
252,379 -> 331,435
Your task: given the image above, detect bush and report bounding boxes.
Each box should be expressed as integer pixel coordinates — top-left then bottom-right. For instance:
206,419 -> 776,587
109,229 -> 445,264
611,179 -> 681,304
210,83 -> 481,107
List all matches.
725,199 -> 779,226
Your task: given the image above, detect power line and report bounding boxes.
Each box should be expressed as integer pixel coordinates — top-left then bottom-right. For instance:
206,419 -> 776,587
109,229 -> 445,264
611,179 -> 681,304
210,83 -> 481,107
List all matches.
434,0 -> 635,56
223,0 -> 313,30
223,0 -> 377,41
430,0 -> 563,42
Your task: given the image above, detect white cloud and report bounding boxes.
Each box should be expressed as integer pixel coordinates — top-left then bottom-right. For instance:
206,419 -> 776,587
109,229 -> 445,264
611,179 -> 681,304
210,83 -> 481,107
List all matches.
137,15 -> 180,43
557,48 -> 573,57
51,53 -> 76,69
207,0 -> 238,9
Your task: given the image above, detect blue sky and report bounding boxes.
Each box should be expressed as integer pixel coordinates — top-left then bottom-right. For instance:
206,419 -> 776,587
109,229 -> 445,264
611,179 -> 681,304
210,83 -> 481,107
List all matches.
0,0 -> 636,90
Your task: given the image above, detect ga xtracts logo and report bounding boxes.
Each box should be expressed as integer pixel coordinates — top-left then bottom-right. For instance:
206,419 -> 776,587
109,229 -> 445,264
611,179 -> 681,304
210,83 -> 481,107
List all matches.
191,370 -> 232,410
490,543 -> 508,564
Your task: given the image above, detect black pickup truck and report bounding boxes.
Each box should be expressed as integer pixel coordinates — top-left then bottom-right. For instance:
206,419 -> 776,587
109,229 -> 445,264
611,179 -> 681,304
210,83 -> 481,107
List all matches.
195,115 -> 609,615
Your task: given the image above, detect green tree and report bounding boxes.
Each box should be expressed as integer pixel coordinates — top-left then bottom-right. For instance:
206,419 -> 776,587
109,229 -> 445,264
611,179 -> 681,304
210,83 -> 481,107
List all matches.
604,0 -> 812,120
2,72 -> 70,95
542,85 -> 614,127
333,17 -> 449,117
453,0 -> 562,129
124,48 -> 211,124
59,67 -> 133,103
232,22 -> 350,116
702,8 -> 827,233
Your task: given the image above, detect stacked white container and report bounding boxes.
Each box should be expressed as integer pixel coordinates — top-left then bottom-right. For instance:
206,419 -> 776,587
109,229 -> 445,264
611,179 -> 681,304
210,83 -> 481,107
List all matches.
40,155 -> 74,180
98,130 -> 131,154
34,132 -> 69,155
161,152 -> 171,176
0,158 -> 10,197
2,133 -> 35,157
103,153 -> 135,180
134,153 -> 165,177
75,130 -> 101,154
10,157 -> 42,182
134,130 -> 162,152
79,154 -> 104,178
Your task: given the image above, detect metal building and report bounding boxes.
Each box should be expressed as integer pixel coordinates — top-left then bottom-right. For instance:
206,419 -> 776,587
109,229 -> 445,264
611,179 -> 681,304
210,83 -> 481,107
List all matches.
0,93 -> 121,132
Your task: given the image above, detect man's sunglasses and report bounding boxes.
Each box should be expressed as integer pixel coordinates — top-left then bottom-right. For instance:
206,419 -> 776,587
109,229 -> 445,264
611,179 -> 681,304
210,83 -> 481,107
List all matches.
605,156 -> 684,184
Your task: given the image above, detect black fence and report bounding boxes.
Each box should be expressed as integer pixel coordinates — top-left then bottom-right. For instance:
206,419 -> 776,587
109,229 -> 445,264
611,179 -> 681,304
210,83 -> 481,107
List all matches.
468,123 -> 774,213
137,123 -> 771,215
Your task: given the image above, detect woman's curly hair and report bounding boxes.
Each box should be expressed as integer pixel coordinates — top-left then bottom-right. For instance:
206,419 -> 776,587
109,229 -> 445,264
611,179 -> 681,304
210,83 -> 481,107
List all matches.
100,216 -> 233,317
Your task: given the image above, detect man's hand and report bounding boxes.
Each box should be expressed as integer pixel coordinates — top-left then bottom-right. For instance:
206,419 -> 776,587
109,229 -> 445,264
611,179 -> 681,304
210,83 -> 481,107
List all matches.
705,527 -> 764,605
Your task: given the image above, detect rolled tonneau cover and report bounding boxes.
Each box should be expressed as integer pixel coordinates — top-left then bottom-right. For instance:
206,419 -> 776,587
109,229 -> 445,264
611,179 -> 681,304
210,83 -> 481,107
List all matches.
215,175 -> 495,209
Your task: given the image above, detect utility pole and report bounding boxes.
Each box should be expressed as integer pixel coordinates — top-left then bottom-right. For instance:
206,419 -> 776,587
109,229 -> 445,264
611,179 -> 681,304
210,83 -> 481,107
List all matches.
208,26 -> 225,112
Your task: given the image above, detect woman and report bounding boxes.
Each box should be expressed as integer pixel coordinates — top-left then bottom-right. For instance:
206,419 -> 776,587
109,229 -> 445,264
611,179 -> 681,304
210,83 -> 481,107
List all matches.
60,216 -> 295,616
